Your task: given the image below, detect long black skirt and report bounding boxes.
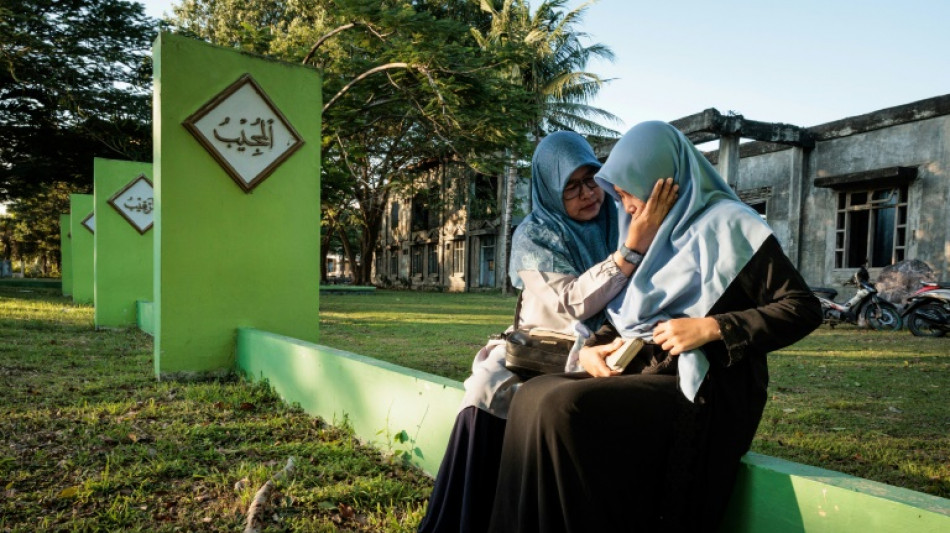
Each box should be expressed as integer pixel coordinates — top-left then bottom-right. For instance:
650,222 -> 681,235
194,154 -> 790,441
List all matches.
418,405 -> 507,533
486,372 -> 708,533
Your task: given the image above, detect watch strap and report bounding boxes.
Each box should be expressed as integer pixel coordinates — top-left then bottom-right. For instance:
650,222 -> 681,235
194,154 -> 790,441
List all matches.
618,243 -> 644,266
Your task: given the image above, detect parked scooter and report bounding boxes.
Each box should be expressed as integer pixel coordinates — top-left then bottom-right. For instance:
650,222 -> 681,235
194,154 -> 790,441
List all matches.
902,281 -> 950,337
811,265 -> 902,331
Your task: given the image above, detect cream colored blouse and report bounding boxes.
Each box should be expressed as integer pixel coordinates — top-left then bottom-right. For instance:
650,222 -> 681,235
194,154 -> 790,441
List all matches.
516,256 -> 630,334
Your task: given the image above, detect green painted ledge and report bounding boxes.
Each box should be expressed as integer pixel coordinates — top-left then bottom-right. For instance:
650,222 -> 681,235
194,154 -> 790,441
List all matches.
0,278 -> 62,289
235,328 -> 462,475
136,300 -> 155,336
319,285 -> 376,295
722,452 -> 948,532
234,327 -> 949,531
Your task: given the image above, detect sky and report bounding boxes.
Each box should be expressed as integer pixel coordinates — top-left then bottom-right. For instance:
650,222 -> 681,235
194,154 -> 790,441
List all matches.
139,0 -> 950,132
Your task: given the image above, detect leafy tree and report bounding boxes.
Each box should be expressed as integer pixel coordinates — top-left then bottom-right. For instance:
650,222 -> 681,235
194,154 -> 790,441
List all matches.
169,0 -> 536,284
0,0 -> 156,201
0,0 -> 155,273
4,182 -> 73,276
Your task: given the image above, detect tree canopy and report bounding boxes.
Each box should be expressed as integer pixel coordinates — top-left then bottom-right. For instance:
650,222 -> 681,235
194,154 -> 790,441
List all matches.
0,0 -> 156,202
169,0 -> 545,283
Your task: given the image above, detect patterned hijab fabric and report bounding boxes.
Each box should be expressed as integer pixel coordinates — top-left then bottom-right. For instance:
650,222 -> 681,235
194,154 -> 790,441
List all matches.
509,131 -> 618,326
595,121 -> 773,401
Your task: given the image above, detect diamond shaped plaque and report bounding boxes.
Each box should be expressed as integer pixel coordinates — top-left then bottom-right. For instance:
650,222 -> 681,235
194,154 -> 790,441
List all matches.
81,212 -> 95,234
108,174 -> 154,234
183,74 -> 305,192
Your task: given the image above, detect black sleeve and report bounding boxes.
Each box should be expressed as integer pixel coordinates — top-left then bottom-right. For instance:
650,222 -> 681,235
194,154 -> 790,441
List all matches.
584,321 -> 620,347
709,235 -> 823,367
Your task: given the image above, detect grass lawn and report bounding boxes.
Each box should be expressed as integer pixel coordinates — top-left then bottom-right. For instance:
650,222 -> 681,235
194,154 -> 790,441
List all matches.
1,287 -> 946,532
321,289 -> 949,498
0,287 -> 430,532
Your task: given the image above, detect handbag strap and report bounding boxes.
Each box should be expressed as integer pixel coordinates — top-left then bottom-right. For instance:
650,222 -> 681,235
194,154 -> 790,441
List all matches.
513,290 -> 524,330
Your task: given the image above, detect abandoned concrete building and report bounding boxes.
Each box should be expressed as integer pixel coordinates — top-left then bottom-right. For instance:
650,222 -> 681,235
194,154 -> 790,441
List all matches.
373,162 -> 523,292
373,93 -> 950,293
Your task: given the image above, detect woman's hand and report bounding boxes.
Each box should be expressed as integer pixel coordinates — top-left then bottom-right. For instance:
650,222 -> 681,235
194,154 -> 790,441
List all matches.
579,337 -> 624,377
652,317 -> 721,355
625,177 -> 678,253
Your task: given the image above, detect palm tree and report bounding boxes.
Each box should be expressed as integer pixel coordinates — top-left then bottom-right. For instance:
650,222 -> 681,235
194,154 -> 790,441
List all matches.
472,0 -> 620,292
473,0 -> 620,138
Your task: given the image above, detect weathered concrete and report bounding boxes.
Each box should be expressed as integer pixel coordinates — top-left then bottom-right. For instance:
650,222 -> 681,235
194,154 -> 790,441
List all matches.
719,134 -> 740,188
689,95 -> 950,293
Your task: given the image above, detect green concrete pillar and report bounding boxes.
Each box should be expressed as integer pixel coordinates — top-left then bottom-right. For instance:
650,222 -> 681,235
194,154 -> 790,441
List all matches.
69,194 -> 94,304
59,214 -> 72,296
93,158 -> 154,328
152,33 -> 322,378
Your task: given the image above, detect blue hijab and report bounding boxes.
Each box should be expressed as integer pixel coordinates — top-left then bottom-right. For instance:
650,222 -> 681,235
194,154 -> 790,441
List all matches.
510,131 -> 618,328
595,121 -> 773,401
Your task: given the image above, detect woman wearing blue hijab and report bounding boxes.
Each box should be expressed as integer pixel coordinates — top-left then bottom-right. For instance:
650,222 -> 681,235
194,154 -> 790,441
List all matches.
488,122 -> 821,532
419,131 -> 677,533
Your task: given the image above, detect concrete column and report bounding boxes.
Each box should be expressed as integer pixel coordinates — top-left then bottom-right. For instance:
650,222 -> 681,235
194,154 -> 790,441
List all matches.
786,147 -> 807,267
718,134 -> 740,189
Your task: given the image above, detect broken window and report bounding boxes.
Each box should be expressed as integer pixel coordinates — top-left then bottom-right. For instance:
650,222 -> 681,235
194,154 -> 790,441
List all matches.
469,174 -> 499,221
479,236 -> 496,287
390,202 -> 400,231
427,244 -> 439,275
834,185 -> 908,268
453,239 -> 465,275
411,245 -> 423,276
411,192 -> 434,232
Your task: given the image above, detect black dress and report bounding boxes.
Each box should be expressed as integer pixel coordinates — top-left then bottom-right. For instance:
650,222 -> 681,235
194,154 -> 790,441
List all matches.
487,236 -> 822,532
418,405 -> 507,533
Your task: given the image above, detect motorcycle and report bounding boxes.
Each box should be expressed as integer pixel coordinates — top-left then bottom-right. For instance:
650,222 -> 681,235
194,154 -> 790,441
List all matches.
902,281 -> 950,337
811,265 -> 902,331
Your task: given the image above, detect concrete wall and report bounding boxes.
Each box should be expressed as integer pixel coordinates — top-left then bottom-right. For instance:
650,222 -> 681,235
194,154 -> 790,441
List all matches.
732,110 -> 949,290
808,116 -> 949,284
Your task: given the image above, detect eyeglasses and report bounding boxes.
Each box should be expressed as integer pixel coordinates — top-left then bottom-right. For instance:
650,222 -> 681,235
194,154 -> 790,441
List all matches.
562,176 -> 599,200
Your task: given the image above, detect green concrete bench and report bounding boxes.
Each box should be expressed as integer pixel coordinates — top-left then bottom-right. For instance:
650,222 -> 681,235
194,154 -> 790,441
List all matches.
0,278 -> 62,289
234,327 -> 947,531
319,285 -> 376,295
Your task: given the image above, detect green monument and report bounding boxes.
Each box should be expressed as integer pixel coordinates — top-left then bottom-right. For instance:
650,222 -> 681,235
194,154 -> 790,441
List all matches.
69,194 -> 95,304
93,158 -> 154,328
59,214 -> 72,296
152,33 -> 321,378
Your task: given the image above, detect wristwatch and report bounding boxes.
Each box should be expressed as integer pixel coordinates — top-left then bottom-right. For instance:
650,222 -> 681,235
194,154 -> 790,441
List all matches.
618,243 -> 644,266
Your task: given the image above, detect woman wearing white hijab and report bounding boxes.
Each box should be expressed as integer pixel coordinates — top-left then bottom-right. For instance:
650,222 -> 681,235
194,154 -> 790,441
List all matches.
419,131 -> 677,532
488,122 -> 821,532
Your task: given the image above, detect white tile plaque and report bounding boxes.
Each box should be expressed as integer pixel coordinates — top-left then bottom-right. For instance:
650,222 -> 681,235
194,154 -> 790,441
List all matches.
81,212 -> 95,234
182,74 -> 304,192
108,174 -> 154,234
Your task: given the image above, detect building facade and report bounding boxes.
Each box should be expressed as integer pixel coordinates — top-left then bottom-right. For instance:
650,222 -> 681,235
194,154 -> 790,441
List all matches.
659,94 -> 950,293
375,94 -> 950,293
373,161 -> 527,292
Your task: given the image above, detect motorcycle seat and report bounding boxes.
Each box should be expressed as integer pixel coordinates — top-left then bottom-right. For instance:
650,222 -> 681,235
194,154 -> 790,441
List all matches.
810,287 -> 838,299
920,281 -> 950,289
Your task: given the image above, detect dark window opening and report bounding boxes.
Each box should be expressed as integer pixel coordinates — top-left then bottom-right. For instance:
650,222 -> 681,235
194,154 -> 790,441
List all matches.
835,185 -> 907,268
427,244 -> 439,275
390,202 -> 400,231
411,246 -> 423,276
479,236 -> 496,287
411,192 -> 435,232
470,174 -> 499,221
